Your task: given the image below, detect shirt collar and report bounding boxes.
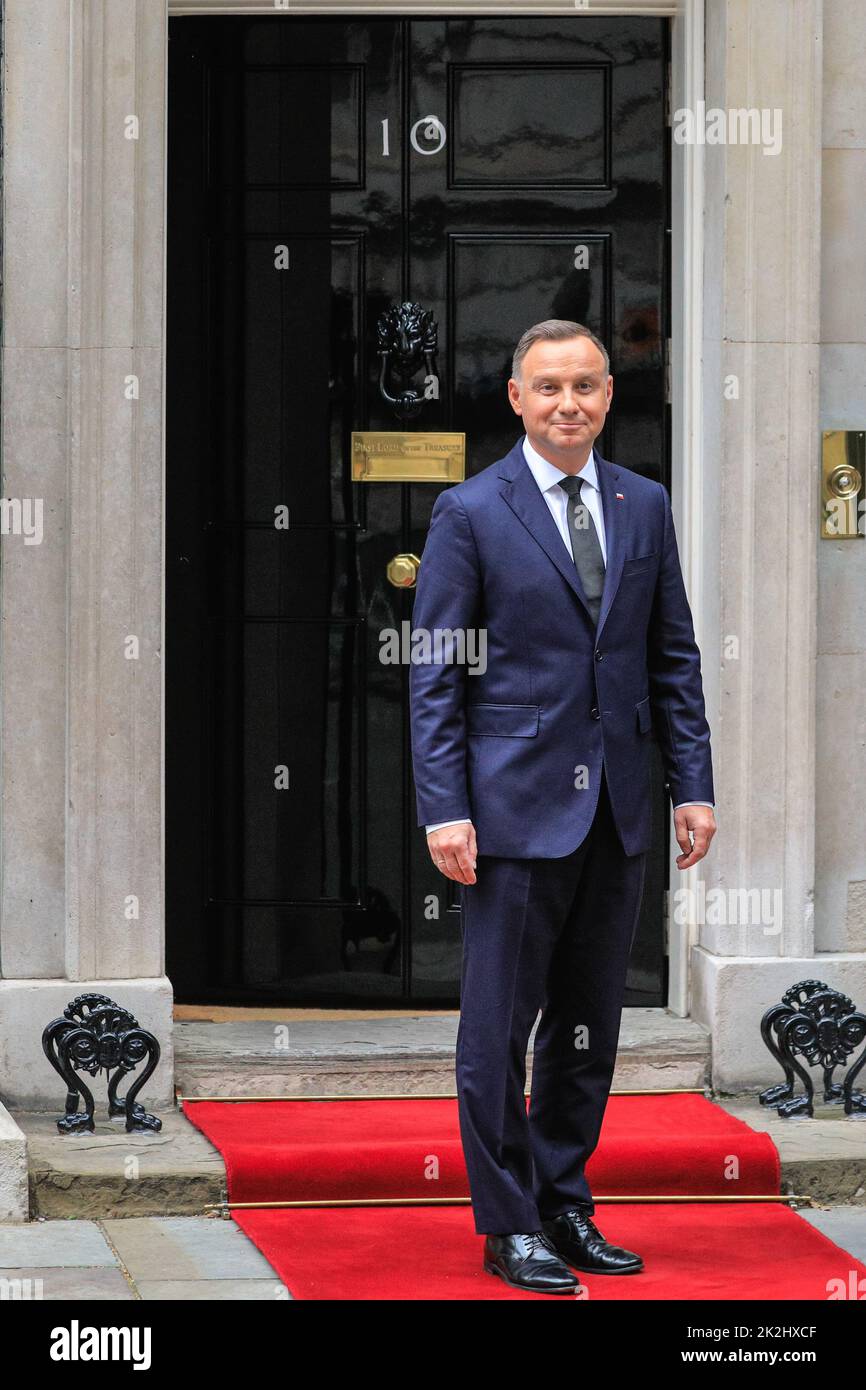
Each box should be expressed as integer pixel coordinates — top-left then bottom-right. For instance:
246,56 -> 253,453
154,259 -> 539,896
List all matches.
521,433 -> 600,495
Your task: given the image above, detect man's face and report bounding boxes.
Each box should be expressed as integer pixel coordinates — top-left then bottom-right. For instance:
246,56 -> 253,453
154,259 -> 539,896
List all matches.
507,337 -> 613,465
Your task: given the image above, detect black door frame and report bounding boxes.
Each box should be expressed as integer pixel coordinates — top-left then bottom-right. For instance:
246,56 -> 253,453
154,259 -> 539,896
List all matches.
165,9 -> 676,1009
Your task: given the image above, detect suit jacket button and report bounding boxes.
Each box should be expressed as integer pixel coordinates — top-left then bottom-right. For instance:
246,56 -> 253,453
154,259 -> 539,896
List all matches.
595,650 -> 603,661
590,706 -> 600,720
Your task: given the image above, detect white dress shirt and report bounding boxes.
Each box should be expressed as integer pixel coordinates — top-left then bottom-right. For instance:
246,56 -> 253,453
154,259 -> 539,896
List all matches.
425,434 -> 714,836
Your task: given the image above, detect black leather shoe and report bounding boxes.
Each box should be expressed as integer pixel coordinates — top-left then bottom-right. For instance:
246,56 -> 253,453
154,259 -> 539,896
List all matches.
542,1205 -> 644,1274
483,1231 -> 582,1294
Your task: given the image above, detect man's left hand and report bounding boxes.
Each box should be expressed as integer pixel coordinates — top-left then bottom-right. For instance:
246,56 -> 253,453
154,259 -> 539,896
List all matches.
673,804 -> 716,869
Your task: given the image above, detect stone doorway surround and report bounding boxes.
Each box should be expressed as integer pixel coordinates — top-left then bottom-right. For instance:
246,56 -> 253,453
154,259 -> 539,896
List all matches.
1,0 -> 859,1106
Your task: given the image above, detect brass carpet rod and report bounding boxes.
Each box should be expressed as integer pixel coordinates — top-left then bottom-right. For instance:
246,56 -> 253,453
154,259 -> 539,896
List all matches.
206,1192 -> 815,1211
179,1087 -> 710,1103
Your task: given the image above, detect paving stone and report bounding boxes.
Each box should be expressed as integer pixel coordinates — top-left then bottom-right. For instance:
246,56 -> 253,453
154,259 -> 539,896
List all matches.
136,1279 -> 291,1300
0,1267 -> 135,1299
798,1205 -> 866,1265
0,1220 -> 117,1267
102,1217 -> 278,1282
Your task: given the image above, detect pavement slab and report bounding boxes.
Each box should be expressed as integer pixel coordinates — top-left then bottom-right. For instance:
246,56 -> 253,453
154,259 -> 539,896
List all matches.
0,1218 -> 288,1300
798,1205 -> 866,1265
0,1219 -> 118,1266
0,1267 -> 136,1299
101,1216 -> 281,1284
135,1279 -> 290,1300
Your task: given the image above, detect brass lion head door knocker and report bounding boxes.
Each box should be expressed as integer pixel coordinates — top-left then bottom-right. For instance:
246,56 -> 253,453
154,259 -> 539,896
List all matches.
376,302 -> 439,421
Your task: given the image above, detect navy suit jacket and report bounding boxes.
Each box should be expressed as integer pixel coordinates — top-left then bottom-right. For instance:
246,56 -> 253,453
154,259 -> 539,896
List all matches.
408,436 -> 714,858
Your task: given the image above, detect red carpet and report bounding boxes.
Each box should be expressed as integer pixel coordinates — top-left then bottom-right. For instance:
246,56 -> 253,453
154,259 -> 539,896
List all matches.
184,1093 -> 777,1202
183,1093 -> 865,1300
230,1203 -> 862,1302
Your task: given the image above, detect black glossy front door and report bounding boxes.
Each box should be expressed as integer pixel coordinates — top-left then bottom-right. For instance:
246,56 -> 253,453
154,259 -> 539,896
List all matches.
166,14 -> 669,1006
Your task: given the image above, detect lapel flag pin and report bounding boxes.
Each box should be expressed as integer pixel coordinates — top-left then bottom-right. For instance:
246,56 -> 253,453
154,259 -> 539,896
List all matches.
615,492 -> 624,499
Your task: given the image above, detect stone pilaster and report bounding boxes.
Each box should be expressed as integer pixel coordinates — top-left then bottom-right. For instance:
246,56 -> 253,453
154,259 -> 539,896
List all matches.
691,0 -> 866,1087
0,0 -> 172,1107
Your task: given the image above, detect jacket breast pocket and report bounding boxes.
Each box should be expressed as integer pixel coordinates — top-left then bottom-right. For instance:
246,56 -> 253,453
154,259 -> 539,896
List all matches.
622,552 -> 659,579
466,703 -> 540,737
635,695 -> 653,735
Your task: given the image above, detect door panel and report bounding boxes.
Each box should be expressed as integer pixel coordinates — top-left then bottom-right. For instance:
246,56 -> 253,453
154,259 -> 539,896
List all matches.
167,14 -> 669,1006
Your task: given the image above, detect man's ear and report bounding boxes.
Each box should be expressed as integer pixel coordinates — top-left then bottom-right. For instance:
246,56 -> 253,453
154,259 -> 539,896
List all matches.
507,378 -> 523,415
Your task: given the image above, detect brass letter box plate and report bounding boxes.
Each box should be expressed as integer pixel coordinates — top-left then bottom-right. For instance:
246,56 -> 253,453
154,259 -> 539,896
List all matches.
822,430 -> 865,539
351,431 -> 466,482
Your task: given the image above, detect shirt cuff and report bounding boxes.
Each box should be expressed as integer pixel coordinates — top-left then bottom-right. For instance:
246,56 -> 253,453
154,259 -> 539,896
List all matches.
428,806 -> 714,833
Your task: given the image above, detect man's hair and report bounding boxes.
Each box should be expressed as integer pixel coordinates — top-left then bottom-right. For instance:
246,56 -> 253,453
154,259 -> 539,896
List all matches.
511,320 -> 610,382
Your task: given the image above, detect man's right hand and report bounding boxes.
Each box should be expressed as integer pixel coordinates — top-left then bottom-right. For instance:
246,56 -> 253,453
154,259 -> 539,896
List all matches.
426,822 -> 478,885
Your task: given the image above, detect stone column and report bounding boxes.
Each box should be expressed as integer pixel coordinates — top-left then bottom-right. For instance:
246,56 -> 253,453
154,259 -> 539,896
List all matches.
692,0 -> 866,1086
0,0 -> 173,1107
816,0 -> 866,960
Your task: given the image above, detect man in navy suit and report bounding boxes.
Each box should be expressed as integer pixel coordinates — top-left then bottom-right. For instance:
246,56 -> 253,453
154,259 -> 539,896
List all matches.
409,321 -> 716,1294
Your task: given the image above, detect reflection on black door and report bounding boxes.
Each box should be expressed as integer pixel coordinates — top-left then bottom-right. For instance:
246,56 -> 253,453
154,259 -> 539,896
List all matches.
166,14 -> 669,1006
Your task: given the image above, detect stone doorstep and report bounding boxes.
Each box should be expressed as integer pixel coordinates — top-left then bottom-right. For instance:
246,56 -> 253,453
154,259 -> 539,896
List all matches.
15,1095 -> 866,1221
720,1100 -> 866,1208
14,1010 -> 865,1218
172,1006 -> 712,1097
18,1109 -> 226,1221
21,1010 -> 711,1218
0,1102 -> 29,1222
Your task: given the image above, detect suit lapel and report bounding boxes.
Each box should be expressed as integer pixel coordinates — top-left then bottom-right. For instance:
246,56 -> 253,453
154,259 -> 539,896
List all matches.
497,442 -> 593,623
496,439 -> 628,637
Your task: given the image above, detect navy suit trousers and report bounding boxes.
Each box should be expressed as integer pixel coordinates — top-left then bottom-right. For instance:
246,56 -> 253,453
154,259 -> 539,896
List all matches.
455,768 -> 647,1235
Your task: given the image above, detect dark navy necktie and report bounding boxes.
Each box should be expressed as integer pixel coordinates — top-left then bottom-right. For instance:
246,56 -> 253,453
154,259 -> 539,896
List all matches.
557,475 -> 606,626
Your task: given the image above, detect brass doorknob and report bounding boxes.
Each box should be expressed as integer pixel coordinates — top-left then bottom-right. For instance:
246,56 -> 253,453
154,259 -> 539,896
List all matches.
386,552 -> 421,588
827,463 -> 863,499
